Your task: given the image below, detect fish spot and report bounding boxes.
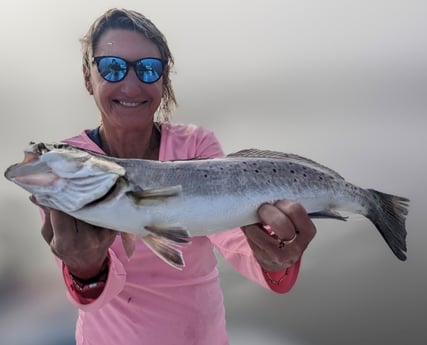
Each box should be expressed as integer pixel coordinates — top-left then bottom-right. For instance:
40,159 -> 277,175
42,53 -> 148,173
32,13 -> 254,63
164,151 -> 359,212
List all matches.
303,173 -> 307,177
272,168 -> 277,173
243,169 -> 247,172
204,174 -> 208,178
290,170 -> 295,174
255,169 -> 259,173
128,297 -> 132,303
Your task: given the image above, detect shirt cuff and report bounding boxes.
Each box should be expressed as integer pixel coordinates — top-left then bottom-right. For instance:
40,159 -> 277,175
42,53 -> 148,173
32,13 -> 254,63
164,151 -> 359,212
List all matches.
63,256 -> 109,304
262,259 -> 301,293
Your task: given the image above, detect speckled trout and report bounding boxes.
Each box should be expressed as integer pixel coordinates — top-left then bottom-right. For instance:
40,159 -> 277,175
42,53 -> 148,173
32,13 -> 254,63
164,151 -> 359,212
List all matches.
4,142 -> 409,269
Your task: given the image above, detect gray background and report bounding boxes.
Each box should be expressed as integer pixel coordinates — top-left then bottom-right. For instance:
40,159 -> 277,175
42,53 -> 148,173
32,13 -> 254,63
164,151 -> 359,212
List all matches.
1,1 -> 426,344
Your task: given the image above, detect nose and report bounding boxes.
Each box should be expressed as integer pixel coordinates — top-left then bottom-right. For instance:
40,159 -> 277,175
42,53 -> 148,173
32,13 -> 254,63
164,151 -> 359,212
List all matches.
119,67 -> 144,96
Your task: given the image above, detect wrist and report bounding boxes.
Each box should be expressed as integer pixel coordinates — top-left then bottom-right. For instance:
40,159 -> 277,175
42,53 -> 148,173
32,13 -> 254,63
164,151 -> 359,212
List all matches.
68,258 -> 109,287
64,257 -> 109,303
67,254 -> 109,280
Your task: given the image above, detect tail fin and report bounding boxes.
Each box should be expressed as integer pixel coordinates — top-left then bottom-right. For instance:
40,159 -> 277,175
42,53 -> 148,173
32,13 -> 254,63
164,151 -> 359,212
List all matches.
366,189 -> 409,261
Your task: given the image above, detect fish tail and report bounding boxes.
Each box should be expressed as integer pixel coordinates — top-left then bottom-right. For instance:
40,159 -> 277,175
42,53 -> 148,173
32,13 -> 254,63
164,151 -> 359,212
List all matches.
366,189 -> 409,261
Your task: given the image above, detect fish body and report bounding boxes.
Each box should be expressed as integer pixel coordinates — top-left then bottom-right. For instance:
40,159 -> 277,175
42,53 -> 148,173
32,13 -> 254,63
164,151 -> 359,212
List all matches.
4,142 -> 409,269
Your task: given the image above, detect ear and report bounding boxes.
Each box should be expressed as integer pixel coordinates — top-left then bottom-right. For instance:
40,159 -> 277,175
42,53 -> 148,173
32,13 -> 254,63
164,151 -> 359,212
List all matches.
83,65 -> 93,95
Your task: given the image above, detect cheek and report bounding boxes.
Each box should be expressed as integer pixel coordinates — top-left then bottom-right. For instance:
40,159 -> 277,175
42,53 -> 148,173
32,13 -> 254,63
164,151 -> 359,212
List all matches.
146,81 -> 164,106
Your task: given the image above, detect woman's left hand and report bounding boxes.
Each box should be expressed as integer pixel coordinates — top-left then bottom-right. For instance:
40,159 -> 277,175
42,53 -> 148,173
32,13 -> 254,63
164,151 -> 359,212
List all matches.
242,200 -> 316,271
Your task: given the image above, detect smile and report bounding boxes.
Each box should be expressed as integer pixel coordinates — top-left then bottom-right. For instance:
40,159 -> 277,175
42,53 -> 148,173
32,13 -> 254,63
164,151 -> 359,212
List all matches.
117,100 -> 145,107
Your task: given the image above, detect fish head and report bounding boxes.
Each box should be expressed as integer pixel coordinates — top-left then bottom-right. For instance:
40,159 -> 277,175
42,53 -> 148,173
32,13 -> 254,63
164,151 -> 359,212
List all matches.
4,142 -> 126,212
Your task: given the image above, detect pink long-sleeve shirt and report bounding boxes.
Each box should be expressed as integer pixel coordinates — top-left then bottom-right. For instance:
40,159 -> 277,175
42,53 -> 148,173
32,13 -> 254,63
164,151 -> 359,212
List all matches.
61,123 -> 300,345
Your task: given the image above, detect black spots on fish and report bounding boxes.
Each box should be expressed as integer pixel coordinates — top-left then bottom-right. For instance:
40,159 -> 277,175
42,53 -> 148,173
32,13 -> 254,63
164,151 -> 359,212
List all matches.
128,297 -> 132,303
345,182 -> 357,191
302,166 -> 308,178
241,161 -> 248,173
204,174 -> 208,178
239,161 -> 262,174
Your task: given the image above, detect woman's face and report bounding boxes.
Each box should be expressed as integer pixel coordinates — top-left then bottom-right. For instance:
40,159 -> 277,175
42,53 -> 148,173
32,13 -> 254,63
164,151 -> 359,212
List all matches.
87,29 -> 163,131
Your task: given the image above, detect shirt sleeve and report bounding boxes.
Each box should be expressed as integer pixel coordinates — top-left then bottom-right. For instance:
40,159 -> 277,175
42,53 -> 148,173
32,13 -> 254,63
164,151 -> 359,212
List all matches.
208,229 -> 301,293
61,248 -> 127,310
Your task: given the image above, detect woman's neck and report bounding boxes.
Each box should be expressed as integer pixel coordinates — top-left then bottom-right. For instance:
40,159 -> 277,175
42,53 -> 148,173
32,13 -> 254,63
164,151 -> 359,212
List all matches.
98,123 -> 160,160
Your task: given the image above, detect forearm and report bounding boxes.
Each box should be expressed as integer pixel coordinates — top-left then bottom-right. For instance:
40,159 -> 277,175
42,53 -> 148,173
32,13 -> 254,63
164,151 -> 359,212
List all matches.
209,229 -> 301,292
57,246 -> 127,310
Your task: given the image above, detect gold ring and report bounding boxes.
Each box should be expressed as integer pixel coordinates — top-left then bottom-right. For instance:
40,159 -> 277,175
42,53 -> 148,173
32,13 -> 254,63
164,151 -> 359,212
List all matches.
278,233 -> 297,248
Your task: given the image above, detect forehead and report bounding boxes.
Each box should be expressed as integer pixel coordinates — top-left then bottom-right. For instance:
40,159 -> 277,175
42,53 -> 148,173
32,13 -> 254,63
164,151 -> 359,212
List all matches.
94,29 -> 161,59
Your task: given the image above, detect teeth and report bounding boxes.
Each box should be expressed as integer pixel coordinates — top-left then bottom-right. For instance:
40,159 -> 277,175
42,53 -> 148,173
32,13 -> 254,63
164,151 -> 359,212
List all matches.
119,101 -> 141,107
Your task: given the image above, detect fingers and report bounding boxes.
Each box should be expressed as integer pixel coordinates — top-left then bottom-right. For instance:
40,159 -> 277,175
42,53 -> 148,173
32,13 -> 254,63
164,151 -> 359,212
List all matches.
243,200 -> 316,271
257,201 -> 296,241
242,223 -> 281,254
242,224 -> 287,271
260,200 -> 316,249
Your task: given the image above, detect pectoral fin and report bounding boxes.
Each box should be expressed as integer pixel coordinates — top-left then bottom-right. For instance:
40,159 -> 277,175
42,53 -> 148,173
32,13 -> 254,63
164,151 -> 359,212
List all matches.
128,185 -> 182,199
126,185 -> 182,205
142,234 -> 185,269
308,210 -> 348,221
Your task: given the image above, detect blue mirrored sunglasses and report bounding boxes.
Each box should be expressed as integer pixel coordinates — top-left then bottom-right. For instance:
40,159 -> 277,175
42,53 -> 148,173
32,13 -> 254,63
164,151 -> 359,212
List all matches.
92,56 -> 166,84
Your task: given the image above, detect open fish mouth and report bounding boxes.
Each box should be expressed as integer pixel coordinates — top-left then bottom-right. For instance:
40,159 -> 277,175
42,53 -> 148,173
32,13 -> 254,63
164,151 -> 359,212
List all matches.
5,142 -> 126,213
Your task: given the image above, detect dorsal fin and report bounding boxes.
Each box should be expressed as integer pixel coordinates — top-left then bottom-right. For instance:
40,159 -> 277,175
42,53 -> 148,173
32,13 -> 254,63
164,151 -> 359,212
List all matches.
226,149 -> 345,180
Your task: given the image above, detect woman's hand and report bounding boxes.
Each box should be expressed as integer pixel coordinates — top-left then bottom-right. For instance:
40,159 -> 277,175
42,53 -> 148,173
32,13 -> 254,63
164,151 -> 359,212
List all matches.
32,197 -> 117,279
242,200 -> 316,271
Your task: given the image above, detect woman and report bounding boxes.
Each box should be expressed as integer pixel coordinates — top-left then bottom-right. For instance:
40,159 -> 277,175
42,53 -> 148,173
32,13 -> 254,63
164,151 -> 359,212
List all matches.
38,8 -> 316,344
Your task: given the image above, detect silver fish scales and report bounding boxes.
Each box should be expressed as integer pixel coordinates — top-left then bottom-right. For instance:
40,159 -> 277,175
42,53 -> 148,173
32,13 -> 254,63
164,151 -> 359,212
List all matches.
4,143 -> 409,269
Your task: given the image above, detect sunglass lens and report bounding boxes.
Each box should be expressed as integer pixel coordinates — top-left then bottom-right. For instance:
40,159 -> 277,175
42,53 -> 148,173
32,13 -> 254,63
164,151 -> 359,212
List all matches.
97,57 -> 127,82
135,58 -> 164,83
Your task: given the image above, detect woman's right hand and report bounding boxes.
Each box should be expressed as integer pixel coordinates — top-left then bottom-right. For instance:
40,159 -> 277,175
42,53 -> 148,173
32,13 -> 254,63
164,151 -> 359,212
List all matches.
33,197 -> 117,279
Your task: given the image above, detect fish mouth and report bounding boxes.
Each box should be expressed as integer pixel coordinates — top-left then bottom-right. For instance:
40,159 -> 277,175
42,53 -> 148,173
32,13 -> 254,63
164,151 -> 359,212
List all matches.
12,172 -> 59,187
4,159 -> 58,188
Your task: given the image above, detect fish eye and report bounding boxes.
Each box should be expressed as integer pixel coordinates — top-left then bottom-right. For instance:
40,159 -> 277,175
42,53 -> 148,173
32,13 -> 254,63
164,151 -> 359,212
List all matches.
34,143 -> 49,154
